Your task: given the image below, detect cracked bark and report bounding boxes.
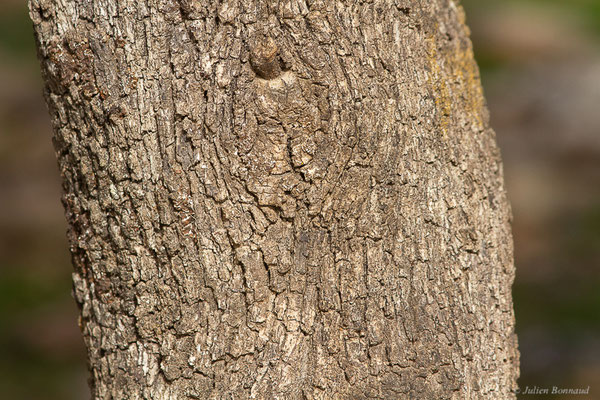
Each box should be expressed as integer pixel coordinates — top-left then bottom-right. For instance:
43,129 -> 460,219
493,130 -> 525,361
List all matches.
30,0 -> 519,398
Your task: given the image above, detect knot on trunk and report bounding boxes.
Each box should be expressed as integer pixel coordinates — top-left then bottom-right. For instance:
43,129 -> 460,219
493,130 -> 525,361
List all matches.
249,35 -> 282,80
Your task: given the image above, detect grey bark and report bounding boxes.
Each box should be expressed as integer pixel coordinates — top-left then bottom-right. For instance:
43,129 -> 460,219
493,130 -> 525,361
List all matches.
30,0 -> 519,398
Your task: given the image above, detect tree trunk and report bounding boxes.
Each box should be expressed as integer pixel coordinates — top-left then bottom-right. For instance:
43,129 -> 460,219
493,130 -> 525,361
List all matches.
30,0 -> 519,398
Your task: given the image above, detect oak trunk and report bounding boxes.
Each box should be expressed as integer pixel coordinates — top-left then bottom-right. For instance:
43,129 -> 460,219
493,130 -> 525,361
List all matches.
30,0 -> 519,398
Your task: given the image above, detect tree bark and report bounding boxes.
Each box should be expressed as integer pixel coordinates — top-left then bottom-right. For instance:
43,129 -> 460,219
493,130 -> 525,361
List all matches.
30,0 -> 519,398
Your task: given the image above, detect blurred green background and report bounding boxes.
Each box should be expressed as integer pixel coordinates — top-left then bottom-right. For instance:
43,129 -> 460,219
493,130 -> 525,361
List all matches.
0,0 -> 598,398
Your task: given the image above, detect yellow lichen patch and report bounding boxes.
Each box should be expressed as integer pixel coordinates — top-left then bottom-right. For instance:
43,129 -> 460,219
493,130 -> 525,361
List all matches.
425,19 -> 486,136
449,41 -> 486,131
446,4 -> 486,131
425,36 -> 452,136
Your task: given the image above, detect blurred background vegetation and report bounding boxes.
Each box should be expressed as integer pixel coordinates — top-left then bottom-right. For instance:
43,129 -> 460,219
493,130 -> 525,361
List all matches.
0,0 -> 598,398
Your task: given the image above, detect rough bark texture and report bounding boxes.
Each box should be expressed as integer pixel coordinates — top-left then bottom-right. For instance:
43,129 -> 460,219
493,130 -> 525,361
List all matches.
30,0 -> 519,398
